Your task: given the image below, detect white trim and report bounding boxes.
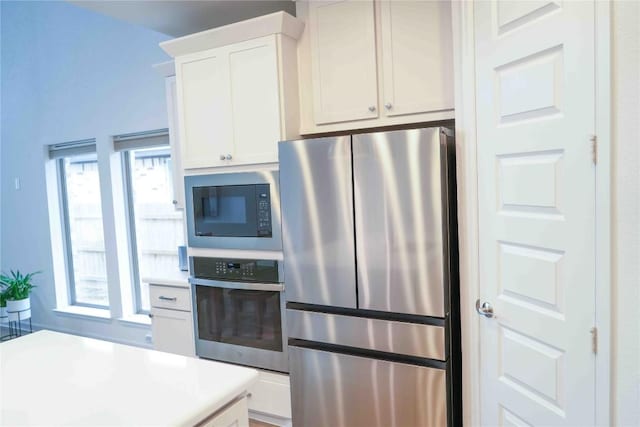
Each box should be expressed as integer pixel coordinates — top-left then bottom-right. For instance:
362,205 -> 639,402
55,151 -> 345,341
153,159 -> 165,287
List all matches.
594,1 -> 612,425
451,1 -> 481,426
117,314 -> 152,327
53,306 -> 111,321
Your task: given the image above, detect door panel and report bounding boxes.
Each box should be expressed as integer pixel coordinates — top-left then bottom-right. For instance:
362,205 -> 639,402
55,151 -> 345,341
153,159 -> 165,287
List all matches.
289,346 -> 447,427
379,0 -> 454,117
177,51 -> 232,169
475,1 -> 596,425
309,0 -> 378,124
151,307 -> 195,357
279,137 -> 356,308
228,36 -> 281,164
353,128 -> 446,317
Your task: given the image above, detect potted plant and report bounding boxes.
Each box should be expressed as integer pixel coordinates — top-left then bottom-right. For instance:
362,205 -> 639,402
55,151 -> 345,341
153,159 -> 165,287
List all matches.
0,288 -> 7,324
0,270 -> 39,322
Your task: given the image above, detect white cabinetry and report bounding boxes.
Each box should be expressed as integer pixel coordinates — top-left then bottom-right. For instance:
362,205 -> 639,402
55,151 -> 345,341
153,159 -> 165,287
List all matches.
308,0 -> 378,124
200,397 -> 249,427
149,283 -> 195,357
298,0 -> 454,134
154,61 -> 186,209
161,12 -> 303,170
247,370 -> 291,420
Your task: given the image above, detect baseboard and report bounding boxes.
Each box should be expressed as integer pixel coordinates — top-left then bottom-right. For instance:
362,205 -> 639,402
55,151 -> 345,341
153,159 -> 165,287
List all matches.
249,411 -> 292,427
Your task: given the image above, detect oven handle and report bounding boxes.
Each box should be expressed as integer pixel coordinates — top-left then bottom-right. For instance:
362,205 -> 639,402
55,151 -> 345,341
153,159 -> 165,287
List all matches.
189,276 -> 284,292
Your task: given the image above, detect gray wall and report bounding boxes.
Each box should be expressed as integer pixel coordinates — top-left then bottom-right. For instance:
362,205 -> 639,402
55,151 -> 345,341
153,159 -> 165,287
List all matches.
0,0 -> 171,345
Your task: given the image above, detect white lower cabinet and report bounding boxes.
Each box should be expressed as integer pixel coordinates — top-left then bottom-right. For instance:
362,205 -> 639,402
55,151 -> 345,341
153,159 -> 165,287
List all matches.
199,397 -> 249,427
247,370 -> 292,421
149,284 -> 195,357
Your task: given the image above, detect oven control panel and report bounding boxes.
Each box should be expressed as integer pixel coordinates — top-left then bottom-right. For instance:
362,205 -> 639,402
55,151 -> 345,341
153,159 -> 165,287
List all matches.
192,257 -> 280,283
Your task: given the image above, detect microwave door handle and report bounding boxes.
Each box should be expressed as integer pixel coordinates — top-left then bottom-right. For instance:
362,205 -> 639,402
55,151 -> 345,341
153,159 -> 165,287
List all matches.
189,277 -> 284,292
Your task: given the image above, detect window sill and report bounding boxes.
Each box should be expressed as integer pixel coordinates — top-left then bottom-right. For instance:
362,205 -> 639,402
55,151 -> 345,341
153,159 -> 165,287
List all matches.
117,314 -> 151,327
53,306 -> 111,322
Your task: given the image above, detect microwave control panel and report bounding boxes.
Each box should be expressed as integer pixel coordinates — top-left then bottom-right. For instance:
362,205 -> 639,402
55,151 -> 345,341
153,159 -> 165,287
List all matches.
255,184 -> 272,237
192,257 -> 280,283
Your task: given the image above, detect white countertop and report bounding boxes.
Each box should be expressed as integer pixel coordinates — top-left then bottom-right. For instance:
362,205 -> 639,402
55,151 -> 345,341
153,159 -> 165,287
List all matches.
143,270 -> 190,288
0,330 -> 258,426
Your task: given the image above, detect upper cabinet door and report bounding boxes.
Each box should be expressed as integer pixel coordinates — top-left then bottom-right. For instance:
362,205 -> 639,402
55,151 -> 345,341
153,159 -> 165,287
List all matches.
177,50 -> 233,169
228,37 -> 282,164
309,0 -> 379,124
379,0 -> 454,117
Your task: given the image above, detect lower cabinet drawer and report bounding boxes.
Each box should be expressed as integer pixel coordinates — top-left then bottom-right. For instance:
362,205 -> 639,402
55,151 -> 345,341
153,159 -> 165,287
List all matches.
247,370 -> 291,419
149,284 -> 191,311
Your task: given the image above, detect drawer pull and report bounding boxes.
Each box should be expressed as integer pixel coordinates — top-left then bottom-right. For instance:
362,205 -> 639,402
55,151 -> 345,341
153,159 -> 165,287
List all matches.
158,296 -> 177,302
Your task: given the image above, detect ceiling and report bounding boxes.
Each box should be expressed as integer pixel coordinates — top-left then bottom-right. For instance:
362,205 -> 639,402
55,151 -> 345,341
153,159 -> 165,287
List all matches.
68,0 -> 296,37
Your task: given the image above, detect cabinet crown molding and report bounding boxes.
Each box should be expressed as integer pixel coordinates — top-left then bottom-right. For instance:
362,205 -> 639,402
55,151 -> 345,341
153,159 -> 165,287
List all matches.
160,11 -> 304,58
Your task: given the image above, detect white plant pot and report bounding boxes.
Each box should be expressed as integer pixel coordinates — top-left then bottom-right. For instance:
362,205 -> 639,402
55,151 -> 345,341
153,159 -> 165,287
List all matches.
0,305 -> 7,324
6,297 -> 31,322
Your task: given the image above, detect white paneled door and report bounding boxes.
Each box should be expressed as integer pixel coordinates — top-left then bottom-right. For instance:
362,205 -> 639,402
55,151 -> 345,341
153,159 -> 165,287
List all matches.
475,1 -> 596,426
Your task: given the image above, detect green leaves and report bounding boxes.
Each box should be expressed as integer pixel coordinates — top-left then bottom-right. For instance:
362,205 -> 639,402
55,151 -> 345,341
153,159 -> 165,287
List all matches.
0,270 -> 40,301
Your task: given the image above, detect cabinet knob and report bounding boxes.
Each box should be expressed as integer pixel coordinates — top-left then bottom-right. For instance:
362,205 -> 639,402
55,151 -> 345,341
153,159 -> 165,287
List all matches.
225,154 -> 233,160
368,106 -> 376,112
148,313 -> 154,319
172,200 -> 178,205
219,154 -> 226,161
384,102 -> 393,110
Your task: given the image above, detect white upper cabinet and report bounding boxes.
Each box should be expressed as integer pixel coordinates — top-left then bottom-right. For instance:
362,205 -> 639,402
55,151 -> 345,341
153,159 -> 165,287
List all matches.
178,51 -> 233,169
379,0 -> 454,117
308,0 -> 378,124
297,0 -> 454,134
161,12 -> 303,170
228,37 -> 281,164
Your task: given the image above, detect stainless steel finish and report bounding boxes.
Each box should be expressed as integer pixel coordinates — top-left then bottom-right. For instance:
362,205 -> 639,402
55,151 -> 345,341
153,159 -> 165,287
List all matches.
287,309 -> 446,360
158,296 -> 177,302
225,154 -> 232,160
353,128 -> 447,317
219,154 -> 226,160
193,282 -> 289,372
368,105 -> 376,112
289,346 -> 447,427
184,170 -> 282,251
475,299 -> 494,318
384,102 -> 392,110
279,136 -> 356,308
189,277 -> 284,292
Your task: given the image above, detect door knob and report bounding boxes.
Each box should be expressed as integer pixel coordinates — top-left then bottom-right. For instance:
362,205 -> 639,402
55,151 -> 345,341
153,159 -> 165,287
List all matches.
225,154 -> 233,160
219,154 -> 226,160
384,102 -> 393,110
368,106 -> 376,112
475,299 -> 494,318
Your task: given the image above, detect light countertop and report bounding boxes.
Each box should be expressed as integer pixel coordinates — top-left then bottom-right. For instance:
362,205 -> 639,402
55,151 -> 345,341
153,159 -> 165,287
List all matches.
143,270 -> 190,288
0,330 -> 258,426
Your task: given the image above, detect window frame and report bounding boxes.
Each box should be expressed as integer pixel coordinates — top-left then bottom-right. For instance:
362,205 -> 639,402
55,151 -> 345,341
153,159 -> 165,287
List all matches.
57,155 -> 109,310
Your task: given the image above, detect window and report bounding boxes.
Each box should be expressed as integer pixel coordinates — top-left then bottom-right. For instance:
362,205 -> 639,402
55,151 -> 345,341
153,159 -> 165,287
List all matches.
123,146 -> 184,313
58,153 -> 109,308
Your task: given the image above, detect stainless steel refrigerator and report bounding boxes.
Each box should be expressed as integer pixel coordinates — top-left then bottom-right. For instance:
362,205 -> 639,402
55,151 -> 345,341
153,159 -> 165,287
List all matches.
279,127 -> 461,427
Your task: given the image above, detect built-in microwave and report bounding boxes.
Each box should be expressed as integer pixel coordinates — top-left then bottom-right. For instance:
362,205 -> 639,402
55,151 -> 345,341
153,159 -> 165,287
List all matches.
184,171 -> 281,251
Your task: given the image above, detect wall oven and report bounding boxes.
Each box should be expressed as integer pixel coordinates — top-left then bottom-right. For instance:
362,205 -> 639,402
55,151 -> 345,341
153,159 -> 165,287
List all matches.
190,256 -> 288,373
184,171 -> 281,251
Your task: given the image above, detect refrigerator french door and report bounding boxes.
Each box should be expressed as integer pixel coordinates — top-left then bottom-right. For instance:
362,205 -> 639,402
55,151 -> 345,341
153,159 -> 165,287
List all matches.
279,127 -> 461,427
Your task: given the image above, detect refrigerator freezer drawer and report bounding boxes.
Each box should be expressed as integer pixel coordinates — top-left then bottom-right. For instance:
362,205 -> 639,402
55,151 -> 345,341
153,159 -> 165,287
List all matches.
289,346 -> 447,427
287,309 -> 447,361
